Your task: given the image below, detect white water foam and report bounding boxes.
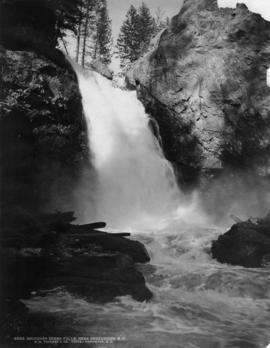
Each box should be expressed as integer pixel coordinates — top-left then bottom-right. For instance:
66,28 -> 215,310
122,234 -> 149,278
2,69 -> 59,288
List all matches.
23,63 -> 270,348
74,68 -> 206,230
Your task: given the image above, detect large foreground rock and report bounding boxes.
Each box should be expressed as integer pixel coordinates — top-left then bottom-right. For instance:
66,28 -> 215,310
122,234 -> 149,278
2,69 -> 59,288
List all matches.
127,0 -> 270,185
212,215 -> 270,267
0,211 -> 152,304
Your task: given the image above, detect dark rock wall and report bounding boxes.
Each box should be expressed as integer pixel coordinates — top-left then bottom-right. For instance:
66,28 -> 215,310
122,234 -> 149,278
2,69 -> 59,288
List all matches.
0,0 -> 88,216
0,0 -> 89,212
0,49 -> 88,211
127,0 -> 270,186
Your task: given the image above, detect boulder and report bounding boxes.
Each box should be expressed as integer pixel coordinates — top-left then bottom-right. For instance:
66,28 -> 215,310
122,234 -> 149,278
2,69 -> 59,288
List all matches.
68,232 -> 150,263
0,211 -> 152,304
0,249 -> 152,303
212,215 -> 270,267
41,254 -> 152,302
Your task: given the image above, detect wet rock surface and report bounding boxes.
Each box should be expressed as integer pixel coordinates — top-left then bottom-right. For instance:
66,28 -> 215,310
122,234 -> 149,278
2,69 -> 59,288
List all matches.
0,211 -> 152,345
127,0 -> 270,185
0,48 -> 88,211
0,2 -> 152,344
0,211 -> 151,300
212,214 -> 270,267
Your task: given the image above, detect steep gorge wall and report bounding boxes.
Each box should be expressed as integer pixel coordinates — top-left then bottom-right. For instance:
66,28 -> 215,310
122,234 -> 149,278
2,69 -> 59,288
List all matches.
0,1 -> 88,213
127,0 -> 270,187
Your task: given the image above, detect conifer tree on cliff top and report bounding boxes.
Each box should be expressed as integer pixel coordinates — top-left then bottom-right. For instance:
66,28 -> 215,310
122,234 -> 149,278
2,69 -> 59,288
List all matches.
116,5 -> 141,69
116,3 -> 156,69
93,0 -> 113,65
137,2 -> 156,54
75,0 -> 112,67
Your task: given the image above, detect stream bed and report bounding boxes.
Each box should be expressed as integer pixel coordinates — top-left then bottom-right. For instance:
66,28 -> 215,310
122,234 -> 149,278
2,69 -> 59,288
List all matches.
24,222 -> 270,348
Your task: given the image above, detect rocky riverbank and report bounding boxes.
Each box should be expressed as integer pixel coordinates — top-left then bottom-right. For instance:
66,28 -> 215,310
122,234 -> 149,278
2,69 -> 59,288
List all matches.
212,214 -> 270,268
0,210 -> 152,345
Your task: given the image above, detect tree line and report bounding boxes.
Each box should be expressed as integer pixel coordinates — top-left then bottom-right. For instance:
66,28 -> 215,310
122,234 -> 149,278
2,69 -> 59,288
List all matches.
58,1 -> 169,69
4,0 -> 168,70
116,4 -> 169,69
66,1 -> 169,70
74,0 -> 112,67
2,0 -> 169,69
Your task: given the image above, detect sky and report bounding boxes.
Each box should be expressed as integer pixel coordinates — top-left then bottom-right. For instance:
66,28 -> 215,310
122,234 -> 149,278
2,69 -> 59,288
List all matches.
108,0 -> 183,39
66,0 -> 270,72
106,0 -> 183,71
108,0 -> 270,40
108,0 -> 270,71
218,0 -> 270,21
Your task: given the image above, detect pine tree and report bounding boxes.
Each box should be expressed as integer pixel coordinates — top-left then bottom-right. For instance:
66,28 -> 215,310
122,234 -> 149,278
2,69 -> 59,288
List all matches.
55,0 -> 84,44
116,3 -> 157,69
75,1 -> 84,62
93,0 -> 112,65
74,0 -> 112,67
116,5 -> 141,69
137,2 -> 155,55
79,0 -> 96,67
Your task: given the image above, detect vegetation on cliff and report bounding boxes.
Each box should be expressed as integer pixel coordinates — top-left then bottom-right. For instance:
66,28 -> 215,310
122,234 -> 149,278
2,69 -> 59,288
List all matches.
0,4 -> 152,344
116,3 -> 167,70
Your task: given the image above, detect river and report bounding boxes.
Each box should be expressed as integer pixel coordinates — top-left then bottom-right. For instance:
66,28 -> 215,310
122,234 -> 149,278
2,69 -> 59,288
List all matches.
24,68 -> 270,348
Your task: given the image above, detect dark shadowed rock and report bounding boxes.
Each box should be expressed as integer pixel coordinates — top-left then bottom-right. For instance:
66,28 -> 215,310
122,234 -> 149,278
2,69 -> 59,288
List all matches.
0,211 -> 152,308
0,49 -> 88,211
41,253 -> 152,302
212,215 -> 270,267
127,0 -> 270,185
0,252 -> 152,303
68,232 -> 150,263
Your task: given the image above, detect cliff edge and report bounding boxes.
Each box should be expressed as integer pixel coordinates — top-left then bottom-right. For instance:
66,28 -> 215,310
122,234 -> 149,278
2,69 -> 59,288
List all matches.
127,0 -> 270,186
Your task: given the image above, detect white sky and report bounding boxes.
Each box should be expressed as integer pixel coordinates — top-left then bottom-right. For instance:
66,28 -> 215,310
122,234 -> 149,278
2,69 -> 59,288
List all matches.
218,0 -> 270,21
67,1 -> 270,72
108,0 -> 270,39
108,0 -> 183,39
109,0 -> 270,71
107,0 -> 183,71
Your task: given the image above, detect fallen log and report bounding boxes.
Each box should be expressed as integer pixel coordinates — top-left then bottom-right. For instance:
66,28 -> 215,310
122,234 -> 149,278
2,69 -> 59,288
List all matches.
82,222 -> 107,230
66,232 -> 131,238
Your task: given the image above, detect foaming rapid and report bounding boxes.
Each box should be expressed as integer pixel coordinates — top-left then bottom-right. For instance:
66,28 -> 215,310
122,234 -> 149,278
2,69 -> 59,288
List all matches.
23,66 -> 270,348
24,226 -> 270,348
74,68 -> 203,230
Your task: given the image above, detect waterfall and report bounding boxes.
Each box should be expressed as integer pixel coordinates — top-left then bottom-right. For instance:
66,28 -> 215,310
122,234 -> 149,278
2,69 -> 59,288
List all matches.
74,68 -> 184,230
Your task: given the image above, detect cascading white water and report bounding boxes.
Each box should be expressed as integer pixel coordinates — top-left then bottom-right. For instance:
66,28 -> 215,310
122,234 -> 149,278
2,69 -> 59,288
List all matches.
24,66 -> 270,348
75,69 -> 187,229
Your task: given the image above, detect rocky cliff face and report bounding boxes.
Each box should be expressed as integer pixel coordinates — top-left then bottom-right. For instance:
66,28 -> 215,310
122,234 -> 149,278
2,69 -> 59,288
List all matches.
0,48 -> 88,212
127,0 -> 270,186
0,0 -> 89,212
